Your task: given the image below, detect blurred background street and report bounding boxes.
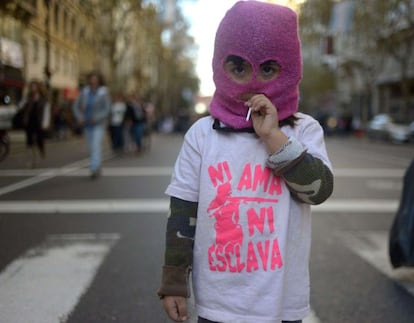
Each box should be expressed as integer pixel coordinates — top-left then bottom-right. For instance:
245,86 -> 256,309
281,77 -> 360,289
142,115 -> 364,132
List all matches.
1,0 -> 414,322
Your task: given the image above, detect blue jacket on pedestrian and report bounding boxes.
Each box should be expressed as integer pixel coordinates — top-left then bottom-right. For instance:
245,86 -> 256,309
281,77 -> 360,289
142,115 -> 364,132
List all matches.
72,86 -> 111,127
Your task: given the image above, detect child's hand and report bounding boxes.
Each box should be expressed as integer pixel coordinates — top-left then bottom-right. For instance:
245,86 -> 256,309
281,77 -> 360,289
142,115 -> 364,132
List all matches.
246,94 -> 288,154
162,296 -> 189,322
246,94 -> 279,139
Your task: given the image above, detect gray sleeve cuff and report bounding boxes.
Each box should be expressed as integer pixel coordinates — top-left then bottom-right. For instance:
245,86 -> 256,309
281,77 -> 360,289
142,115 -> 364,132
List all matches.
266,137 -> 306,170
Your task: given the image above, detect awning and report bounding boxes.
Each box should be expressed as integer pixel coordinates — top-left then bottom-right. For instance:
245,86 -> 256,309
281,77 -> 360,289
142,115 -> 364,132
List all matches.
0,37 -> 24,68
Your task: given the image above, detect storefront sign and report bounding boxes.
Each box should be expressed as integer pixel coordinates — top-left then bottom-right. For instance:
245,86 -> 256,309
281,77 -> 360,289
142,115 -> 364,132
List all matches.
0,37 -> 24,69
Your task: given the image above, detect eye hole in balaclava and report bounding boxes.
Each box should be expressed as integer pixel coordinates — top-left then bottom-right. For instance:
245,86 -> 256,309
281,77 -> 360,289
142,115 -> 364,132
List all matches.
224,55 -> 281,84
224,55 -> 253,84
259,60 -> 281,81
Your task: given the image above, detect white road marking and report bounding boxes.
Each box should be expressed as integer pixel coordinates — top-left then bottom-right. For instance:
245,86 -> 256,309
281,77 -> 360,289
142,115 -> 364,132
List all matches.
312,199 -> 399,213
0,158 -> 90,197
327,144 -> 411,168
366,179 -> 402,191
0,233 -> 119,323
341,231 -> 414,296
0,199 -> 399,214
333,168 -> 405,178
0,199 -> 170,213
0,167 -> 405,178
0,166 -> 174,177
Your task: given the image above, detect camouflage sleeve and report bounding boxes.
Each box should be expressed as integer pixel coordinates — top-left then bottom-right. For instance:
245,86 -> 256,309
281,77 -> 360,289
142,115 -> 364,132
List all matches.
265,136 -> 333,205
158,197 -> 198,298
276,153 -> 334,205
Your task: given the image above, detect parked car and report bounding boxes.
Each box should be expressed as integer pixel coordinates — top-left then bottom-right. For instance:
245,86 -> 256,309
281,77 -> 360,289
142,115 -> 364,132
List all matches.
367,114 -> 413,143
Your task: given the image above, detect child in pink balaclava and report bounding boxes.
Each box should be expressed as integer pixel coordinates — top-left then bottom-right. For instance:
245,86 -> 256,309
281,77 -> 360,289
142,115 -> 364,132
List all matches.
158,2 -> 334,322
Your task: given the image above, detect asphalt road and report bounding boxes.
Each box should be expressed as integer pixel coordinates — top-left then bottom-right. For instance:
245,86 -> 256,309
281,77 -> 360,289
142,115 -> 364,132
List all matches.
0,130 -> 413,323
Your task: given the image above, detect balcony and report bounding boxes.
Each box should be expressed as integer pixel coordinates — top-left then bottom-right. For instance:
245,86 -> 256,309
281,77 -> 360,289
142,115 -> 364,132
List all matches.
0,0 -> 37,23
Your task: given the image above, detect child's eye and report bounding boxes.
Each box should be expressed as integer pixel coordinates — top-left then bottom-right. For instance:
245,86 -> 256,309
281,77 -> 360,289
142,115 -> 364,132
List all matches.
259,61 -> 280,80
224,55 -> 253,83
231,63 -> 248,75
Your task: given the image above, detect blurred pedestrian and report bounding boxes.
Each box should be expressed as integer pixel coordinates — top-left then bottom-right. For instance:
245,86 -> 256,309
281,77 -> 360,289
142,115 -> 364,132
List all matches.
53,103 -> 69,140
72,71 -> 111,179
108,92 -> 127,154
125,94 -> 146,153
142,100 -> 155,150
19,80 -> 51,168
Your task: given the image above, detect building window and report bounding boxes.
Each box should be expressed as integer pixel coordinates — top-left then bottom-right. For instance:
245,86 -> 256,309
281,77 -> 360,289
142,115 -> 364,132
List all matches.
63,11 -> 68,37
54,4 -> 59,32
71,58 -> 76,77
32,36 -> 39,63
71,17 -> 76,40
64,54 -> 69,74
54,49 -> 60,73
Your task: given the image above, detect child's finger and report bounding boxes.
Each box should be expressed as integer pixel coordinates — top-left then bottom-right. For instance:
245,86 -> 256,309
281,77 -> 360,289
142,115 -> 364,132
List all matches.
249,95 -> 276,115
248,94 -> 269,109
176,297 -> 189,321
163,299 -> 177,321
163,297 -> 188,322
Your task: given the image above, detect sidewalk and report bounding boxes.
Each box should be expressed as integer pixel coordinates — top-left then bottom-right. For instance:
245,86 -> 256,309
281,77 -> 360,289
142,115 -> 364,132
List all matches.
8,130 -> 26,142
1,129 -> 88,170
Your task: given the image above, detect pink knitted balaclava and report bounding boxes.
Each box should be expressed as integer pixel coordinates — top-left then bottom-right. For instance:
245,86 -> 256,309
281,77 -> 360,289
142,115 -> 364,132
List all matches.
209,1 -> 302,129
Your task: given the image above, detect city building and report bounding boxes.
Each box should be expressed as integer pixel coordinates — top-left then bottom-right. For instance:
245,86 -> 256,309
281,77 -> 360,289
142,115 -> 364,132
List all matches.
323,0 -> 414,125
0,0 -> 36,129
0,1 -> 35,105
26,0 -> 102,105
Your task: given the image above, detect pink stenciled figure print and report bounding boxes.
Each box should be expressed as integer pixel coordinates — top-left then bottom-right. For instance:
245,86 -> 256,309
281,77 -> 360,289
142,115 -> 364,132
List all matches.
208,182 -> 244,247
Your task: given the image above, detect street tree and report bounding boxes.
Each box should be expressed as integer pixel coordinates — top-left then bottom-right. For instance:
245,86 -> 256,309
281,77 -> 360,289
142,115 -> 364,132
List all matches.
299,0 -> 335,43
298,0 -> 337,115
354,0 -> 414,121
94,0 -> 143,87
156,7 -> 198,119
95,0 -> 198,119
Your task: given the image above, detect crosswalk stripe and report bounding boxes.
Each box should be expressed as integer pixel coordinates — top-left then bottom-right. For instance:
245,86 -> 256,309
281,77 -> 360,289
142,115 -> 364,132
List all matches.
0,166 -> 174,177
333,168 -> 405,178
341,231 -> 414,296
0,158 -> 90,197
312,199 -> 399,213
0,233 -> 119,323
0,199 -> 170,213
0,167 -> 405,178
0,198 -> 399,214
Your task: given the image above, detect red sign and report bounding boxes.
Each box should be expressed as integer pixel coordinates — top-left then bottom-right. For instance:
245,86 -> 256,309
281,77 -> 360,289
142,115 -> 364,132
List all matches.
63,88 -> 79,100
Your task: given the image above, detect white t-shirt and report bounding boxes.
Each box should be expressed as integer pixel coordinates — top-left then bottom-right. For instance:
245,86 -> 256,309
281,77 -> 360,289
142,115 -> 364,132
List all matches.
165,113 -> 332,323
110,102 -> 126,126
